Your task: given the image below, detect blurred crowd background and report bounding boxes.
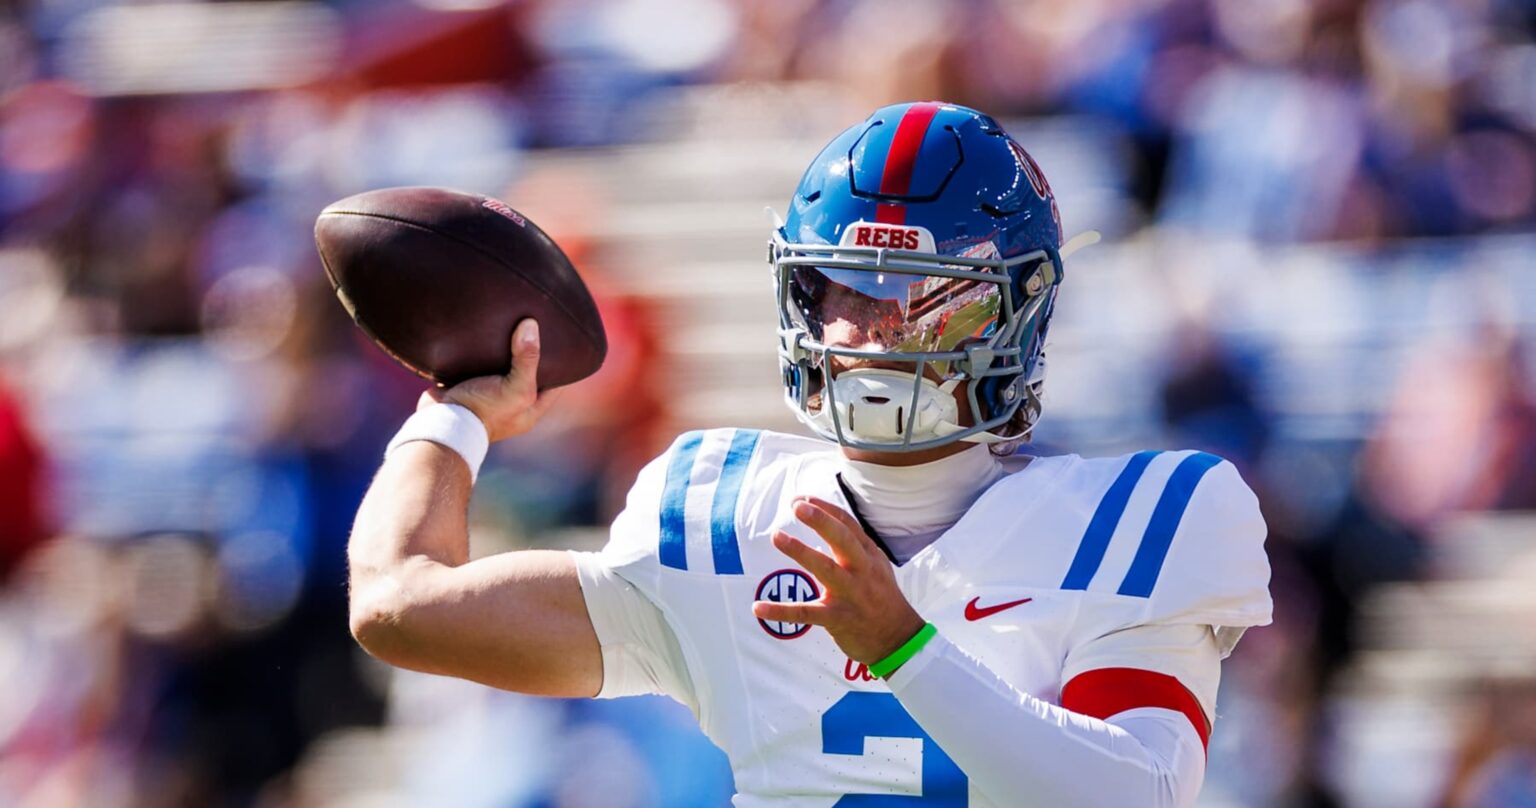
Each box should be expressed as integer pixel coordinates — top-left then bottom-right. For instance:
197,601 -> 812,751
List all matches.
3,0 -> 1536,806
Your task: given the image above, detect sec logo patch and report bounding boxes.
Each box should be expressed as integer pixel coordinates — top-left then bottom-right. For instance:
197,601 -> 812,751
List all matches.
756,568 -> 819,639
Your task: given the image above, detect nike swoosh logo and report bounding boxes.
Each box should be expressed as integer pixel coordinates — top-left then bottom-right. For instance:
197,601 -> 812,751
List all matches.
964,596 -> 1034,621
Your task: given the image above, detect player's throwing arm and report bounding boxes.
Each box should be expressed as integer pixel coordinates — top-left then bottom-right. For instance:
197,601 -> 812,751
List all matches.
347,320 -> 606,697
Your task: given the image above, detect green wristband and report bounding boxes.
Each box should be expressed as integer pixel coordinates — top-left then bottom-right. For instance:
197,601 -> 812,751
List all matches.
869,622 -> 938,679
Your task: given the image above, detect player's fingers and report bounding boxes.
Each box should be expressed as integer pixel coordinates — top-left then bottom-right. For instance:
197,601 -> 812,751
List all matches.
807,496 -> 886,563
505,319 -> 541,402
793,498 -> 872,568
772,531 -> 850,589
752,600 -> 828,627
802,496 -> 866,535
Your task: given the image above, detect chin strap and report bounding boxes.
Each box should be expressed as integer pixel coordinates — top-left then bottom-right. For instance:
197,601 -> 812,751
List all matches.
952,426 -> 1013,444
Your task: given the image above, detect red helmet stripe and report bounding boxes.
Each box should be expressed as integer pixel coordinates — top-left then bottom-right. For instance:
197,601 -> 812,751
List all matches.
875,203 -> 904,224
874,102 -> 943,224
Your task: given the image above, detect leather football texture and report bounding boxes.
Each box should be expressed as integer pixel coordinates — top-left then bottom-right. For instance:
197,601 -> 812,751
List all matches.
315,187 -> 606,390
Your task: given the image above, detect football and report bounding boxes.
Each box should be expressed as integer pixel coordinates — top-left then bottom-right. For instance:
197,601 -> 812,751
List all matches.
314,187 -> 606,389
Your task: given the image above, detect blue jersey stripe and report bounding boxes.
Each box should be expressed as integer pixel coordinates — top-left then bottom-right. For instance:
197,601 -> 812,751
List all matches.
1061,451 -> 1160,590
658,431 -> 704,570
1117,452 -> 1224,597
709,429 -> 761,575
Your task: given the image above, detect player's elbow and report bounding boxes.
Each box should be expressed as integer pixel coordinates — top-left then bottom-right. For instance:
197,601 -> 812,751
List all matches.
348,569 -> 433,668
349,585 -> 408,661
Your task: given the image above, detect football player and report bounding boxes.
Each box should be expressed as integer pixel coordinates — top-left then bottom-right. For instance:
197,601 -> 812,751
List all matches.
349,102 -> 1271,807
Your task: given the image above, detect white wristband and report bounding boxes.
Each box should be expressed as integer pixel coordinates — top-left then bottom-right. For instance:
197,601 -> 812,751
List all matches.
385,403 -> 491,482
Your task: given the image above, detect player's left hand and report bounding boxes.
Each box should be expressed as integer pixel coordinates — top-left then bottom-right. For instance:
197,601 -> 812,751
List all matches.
753,497 -> 926,666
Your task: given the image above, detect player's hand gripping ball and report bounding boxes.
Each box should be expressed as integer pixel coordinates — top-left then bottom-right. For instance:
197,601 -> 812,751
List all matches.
754,498 -> 927,667
418,318 -> 562,443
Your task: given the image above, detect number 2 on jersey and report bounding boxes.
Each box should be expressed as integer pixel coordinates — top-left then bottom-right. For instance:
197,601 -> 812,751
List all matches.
822,692 -> 968,806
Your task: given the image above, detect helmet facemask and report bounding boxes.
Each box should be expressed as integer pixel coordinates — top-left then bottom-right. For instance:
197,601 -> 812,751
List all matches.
772,227 -> 1061,453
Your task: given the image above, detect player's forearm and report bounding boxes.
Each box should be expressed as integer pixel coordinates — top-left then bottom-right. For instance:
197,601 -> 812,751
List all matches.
348,442 -> 475,652
888,635 -> 1205,808
344,441 -> 604,694
351,441 -> 474,569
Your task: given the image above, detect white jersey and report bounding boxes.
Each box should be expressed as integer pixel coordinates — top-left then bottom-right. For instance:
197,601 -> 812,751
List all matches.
577,428 -> 1271,807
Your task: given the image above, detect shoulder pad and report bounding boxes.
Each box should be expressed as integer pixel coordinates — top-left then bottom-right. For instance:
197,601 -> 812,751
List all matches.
602,429 -> 826,579
1061,451 -> 1272,644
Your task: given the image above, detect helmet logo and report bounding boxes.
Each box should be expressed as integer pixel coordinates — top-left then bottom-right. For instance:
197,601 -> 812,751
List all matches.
839,222 -> 936,252
1008,140 -> 1052,201
1007,139 -> 1063,239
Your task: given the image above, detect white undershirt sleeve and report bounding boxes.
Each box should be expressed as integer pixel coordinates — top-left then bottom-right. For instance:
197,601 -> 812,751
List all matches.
569,550 -> 697,712
886,625 -> 1219,808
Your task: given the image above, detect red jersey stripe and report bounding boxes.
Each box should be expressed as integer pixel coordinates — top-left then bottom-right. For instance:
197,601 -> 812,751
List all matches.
1060,667 -> 1212,750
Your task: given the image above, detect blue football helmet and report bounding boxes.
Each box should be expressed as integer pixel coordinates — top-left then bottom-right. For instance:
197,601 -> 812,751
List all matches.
772,101 -> 1067,452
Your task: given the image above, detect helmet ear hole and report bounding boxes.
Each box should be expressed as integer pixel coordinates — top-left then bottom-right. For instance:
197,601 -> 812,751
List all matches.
973,374 -> 1011,425
974,376 -> 997,414
976,373 -> 1026,423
